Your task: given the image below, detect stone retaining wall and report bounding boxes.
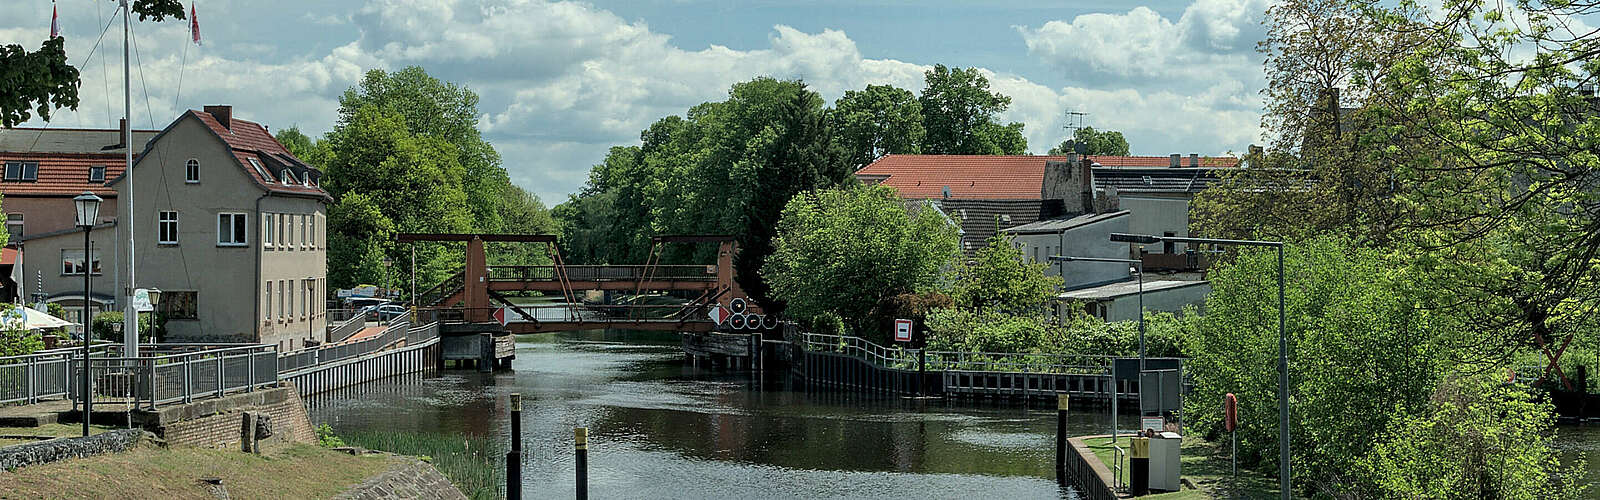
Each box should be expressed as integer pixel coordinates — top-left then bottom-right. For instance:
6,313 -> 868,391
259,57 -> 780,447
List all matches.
334,460 -> 467,500
0,429 -> 148,471
139,385 -> 316,450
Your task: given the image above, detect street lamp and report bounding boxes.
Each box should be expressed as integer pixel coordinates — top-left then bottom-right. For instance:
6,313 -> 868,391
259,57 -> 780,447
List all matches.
146,287 -> 162,344
73,191 -> 102,437
1110,232 -> 1290,499
1051,255 -> 1146,444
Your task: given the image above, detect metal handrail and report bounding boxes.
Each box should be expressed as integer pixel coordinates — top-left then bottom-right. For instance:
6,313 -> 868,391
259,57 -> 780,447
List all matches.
1113,445 -> 1126,491
486,265 -> 714,282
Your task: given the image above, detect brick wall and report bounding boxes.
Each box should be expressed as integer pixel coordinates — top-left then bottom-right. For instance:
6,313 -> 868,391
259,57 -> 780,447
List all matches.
152,385 -> 315,449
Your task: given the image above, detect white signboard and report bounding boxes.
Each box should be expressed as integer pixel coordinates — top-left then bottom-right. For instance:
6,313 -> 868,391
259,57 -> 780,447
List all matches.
894,318 -> 913,342
132,288 -> 154,312
1142,417 -> 1165,433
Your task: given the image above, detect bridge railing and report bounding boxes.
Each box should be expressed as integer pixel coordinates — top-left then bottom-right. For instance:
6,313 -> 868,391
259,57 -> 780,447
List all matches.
417,270 -> 466,306
487,265 -> 715,282
798,332 -> 1123,376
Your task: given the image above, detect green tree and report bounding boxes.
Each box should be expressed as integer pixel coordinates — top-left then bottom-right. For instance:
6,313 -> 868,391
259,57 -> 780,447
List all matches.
335,67 -> 511,233
1047,126 -> 1129,156
832,84 -> 924,168
488,185 -> 557,267
1184,238 -> 1444,494
326,193 -> 396,289
950,234 -> 1062,314
0,1 -> 184,128
274,126 -> 331,168
763,185 -> 960,338
918,65 -> 1027,155
1359,374 -> 1587,499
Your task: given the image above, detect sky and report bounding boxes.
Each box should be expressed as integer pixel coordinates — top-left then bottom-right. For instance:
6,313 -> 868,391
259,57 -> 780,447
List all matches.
1,0 -> 1272,203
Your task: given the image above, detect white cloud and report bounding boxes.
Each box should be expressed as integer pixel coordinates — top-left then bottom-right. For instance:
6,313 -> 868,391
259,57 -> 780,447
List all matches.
5,0 -> 1270,202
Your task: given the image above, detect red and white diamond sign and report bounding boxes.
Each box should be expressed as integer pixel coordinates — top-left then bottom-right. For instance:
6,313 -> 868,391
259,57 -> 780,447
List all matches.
708,305 -> 730,325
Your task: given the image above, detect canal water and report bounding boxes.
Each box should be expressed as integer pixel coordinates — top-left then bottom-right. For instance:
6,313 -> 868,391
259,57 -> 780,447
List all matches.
307,330 -> 1131,499
306,329 -> 1600,498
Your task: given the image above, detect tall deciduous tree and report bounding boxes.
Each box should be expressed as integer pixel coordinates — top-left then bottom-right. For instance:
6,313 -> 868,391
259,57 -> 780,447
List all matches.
918,65 -> 1027,155
1048,126 -> 1130,156
833,84 -> 924,168
950,234 -> 1062,314
763,184 -> 960,336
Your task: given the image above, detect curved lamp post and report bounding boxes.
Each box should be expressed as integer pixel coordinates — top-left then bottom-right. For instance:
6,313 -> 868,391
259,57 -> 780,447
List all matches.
73,191 -> 102,437
1110,232 -> 1289,499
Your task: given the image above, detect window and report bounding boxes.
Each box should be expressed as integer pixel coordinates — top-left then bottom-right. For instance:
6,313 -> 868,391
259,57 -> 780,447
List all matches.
158,211 -> 179,244
263,213 -> 274,248
289,279 -> 296,321
302,280 -> 309,319
278,215 -> 287,250
160,291 -> 198,320
248,158 -> 271,181
217,213 -> 248,246
286,214 -> 296,248
301,215 -> 309,249
264,281 -> 272,321
89,165 -> 106,183
185,159 -> 199,183
279,280 -> 286,320
309,216 -> 317,249
61,249 -> 102,275
281,169 -> 295,186
4,161 -> 38,181
6,213 -> 22,241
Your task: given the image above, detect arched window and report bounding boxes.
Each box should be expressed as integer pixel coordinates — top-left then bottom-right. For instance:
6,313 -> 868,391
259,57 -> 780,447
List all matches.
185,159 -> 199,183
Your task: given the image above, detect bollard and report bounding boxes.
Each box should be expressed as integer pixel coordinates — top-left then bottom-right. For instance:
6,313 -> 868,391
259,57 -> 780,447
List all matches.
575,427 -> 588,500
1130,437 -> 1150,496
506,394 -> 522,500
1055,394 -> 1068,483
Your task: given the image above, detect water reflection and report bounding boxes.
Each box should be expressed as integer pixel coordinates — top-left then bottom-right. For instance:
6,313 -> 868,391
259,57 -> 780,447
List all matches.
306,330 -> 1126,498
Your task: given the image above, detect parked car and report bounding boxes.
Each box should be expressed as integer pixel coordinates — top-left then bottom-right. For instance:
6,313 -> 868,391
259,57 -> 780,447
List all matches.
375,304 -> 408,322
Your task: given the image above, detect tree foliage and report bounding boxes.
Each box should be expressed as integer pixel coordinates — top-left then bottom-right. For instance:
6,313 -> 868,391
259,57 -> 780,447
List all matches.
763,185 -> 960,337
833,84 -> 924,168
1048,126 -> 1130,156
918,65 -> 1027,155
949,234 -> 1062,314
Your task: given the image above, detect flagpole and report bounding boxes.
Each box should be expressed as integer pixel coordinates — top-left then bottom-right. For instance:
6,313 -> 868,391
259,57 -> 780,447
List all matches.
122,0 -> 139,356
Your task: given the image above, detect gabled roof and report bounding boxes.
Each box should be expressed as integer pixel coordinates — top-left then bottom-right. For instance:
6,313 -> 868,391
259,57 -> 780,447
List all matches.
855,154 -> 1241,200
1002,210 -> 1129,235
112,109 -> 329,200
1093,167 -> 1225,194
0,127 -> 159,197
1058,279 -> 1210,300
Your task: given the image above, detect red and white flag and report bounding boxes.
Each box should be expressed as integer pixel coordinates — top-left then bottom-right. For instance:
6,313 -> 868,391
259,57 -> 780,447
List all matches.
190,4 -> 201,45
50,2 -> 59,38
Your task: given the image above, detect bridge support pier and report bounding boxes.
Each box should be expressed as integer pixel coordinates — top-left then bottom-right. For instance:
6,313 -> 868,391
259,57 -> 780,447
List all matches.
478,333 -> 494,373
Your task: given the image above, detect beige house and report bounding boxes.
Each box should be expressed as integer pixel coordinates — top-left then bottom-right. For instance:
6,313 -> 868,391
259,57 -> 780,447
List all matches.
111,106 -> 330,349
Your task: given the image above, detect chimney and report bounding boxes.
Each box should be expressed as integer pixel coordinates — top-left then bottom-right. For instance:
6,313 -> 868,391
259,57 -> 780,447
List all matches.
1189,153 -> 1200,168
1169,154 -> 1181,168
204,105 -> 233,131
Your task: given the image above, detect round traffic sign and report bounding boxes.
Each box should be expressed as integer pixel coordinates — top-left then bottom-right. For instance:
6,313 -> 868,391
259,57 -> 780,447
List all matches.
729,297 -> 747,314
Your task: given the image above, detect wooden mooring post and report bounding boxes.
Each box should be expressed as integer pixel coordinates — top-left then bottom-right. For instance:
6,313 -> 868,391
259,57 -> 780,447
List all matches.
507,393 -> 522,500
575,427 -> 589,500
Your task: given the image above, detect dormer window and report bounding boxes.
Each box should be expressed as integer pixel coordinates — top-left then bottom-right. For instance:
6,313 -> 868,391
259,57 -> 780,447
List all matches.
185,159 -> 199,183
89,165 -> 106,183
281,169 -> 296,186
247,158 -> 271,181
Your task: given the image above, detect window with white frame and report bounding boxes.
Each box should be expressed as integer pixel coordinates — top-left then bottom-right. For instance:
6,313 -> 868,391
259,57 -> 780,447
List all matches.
248,158 -> 271,182
158,211 -> 179,244
301,215 -> 309,249
6,213 -> 22,241
263,213 -> 274,248
4,161 -> 39,182
217,213 -> 248,246
279,279 -> 286,320
89,165 -> 106,183
278,214 -> 287,250
281,170 -> 296,186
265,281 -> 272,321
62,249 -> 102,275
285,214 -> 295,248
185,159 -> 199,183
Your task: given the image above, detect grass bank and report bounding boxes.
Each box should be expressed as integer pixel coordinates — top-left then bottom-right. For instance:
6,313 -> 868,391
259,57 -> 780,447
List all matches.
0,442 -> 403,498
1082,435 -> 1280,499
337,429 -> 502,500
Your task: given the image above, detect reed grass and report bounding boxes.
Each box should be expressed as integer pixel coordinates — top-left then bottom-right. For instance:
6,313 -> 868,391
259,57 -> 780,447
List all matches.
339,429 -> 504,499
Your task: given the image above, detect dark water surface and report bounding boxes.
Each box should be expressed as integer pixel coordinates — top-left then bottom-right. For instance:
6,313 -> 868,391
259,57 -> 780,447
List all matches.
306,331 -> 1125,499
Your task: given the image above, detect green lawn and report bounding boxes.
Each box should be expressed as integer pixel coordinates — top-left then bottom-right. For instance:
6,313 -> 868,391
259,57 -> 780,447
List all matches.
1081,435 -> 1282,499
1,442 -> 405,498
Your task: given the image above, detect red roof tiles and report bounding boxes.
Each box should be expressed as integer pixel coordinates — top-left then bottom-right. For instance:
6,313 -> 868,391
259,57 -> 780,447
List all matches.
0,154 -> 126,197
854,154 -> 1240,200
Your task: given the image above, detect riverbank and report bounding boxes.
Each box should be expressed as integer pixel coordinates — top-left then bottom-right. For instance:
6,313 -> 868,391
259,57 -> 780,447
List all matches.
0,441 -> 408,498
1081,435 -> 1279,499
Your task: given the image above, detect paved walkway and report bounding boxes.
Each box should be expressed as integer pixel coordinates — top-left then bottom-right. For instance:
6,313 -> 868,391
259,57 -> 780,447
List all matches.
344,325 -> 386,342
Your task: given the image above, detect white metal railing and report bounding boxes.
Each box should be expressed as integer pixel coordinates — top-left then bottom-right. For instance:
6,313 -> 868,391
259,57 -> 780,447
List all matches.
279,319 -> 413,375
800,332 -> 922,370
923,350 -> 1115,375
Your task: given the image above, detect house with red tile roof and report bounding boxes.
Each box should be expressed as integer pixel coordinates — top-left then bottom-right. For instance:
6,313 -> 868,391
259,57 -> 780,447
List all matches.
855,153 -> 1239,262
100,105 -> 331,348
0,124 -> 158,310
